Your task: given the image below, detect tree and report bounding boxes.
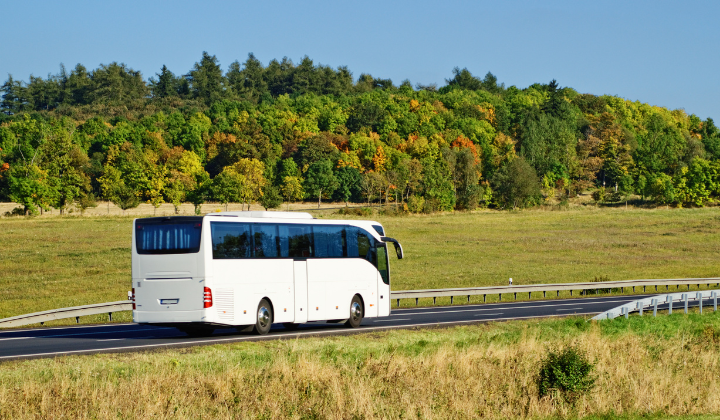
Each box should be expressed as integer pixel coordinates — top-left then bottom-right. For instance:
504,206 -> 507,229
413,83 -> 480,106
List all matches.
280,176 -> 304,210
334,166 -> 361,205
149,65 -> 182,98
259,185 -> 282,210
230,158 -> 267,210
188,51 -> 225,104
445,67 -> 482,90
211,167 -> 245,211
303,159 -> 338,207
491,157 -> 541,209
453,148 -> 482,210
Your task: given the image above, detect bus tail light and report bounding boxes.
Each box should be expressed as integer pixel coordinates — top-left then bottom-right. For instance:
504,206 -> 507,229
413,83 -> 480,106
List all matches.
130,288 -> 136,310
203,287 -> 213,308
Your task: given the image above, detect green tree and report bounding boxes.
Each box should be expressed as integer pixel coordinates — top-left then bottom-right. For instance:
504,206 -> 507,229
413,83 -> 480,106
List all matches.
303,159 -> 338,207
333,166 -> 361,205
188,51 -> 225,104
492,157 -> 541,209
280,175 -> 304,210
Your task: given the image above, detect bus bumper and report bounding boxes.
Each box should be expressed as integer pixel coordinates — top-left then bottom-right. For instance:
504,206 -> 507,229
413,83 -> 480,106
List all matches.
133,310 -> 206,324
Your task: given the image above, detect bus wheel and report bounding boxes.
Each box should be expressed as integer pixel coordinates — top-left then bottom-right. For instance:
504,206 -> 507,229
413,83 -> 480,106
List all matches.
282,323 -> 299,331
254,299 -> 273,335
345,295 -> 364,328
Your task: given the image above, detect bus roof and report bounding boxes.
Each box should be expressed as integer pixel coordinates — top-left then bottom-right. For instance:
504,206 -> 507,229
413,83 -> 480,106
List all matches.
207,211 -> 314,219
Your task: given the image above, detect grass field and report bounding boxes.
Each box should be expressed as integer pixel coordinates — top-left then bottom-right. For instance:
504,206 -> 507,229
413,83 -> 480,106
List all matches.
2,312 -> 720,419
1,206 -> 720,319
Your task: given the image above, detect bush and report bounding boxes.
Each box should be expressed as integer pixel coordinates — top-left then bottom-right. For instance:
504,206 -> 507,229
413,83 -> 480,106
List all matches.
538,346 -> 596,403
337,207 -> 372,216
407,195 -> 425,213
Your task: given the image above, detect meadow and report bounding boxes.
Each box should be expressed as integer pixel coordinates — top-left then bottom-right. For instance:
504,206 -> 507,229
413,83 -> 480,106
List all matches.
1,312 -> 720,419
2,206 -> 720,319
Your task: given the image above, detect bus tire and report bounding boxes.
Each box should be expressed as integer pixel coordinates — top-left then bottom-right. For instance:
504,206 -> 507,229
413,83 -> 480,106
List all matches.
254,298 -> 273,335
345,295 -> 364,328
282,322 -> 299,331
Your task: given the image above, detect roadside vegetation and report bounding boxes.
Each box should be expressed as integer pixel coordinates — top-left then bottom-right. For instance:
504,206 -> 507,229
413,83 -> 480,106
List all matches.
1,207 -> 719,321
2,312 -> 720,419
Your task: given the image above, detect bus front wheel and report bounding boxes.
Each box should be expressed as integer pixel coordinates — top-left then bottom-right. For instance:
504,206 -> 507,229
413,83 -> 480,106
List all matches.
254,298 -> 274,335
345,295 -> 364,328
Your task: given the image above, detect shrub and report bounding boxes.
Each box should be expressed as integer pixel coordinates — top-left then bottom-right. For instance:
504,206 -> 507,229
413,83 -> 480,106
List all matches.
591,187 -> 606,203
337,207 -> 372,216
407,195 -> 425,213
538,346 -> 596,403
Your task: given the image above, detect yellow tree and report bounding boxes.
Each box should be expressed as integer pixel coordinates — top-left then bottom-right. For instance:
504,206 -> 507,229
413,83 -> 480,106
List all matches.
229,158 -> 266,210
280,176 -> 304,211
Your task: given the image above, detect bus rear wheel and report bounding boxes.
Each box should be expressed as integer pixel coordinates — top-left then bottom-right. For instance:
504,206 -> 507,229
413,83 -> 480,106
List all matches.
254,299 -> 273,335
345,295 -> 364,328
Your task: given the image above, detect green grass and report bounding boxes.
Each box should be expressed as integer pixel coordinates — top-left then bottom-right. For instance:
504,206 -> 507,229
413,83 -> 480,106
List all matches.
2,312 -> 720,418
2,207 -> 720,319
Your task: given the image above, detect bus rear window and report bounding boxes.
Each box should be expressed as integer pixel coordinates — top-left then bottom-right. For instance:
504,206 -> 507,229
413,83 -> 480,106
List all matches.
136,218 -> 202,254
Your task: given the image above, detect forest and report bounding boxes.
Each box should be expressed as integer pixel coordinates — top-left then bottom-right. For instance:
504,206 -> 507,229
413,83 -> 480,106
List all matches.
1,51 -> 719,215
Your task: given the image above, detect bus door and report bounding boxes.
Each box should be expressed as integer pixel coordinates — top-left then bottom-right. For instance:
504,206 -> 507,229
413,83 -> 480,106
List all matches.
293,260 -> 308,323
376,244 -> 391,316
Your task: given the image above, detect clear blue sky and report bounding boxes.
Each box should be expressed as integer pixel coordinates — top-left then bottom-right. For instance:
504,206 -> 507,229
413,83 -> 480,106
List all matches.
1,0 -> 718,119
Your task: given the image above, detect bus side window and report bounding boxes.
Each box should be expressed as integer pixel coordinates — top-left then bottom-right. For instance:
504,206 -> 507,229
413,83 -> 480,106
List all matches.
253,224 -> 279,257
313,225 -> 345,258
278,224 -> 312,258
347,226 -> 375,262
211,222 -> 252,259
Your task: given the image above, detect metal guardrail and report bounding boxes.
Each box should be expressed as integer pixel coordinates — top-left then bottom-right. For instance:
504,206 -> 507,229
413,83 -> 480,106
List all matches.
591,290 -> 720,320
390,277 -> 720,307
0,301 -> 132,328
1,277 -> 719,328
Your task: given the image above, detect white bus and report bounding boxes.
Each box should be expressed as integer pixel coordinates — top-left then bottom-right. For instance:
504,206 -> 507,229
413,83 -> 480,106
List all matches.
131,211 -> 403,335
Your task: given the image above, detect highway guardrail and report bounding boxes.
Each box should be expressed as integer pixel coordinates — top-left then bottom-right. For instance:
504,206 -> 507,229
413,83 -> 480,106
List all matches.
0,301 -> 132,328
2,277 -> 719,328
591,290 -> 720,320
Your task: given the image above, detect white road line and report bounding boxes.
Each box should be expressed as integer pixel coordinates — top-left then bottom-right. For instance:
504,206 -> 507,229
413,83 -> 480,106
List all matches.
0,337 -> 35,341
0,323 -> 138,334
474,313 -> 503,316
556,308 -> 584,311
96,339 -> 125,342
395,299 -> 634,316
373,318 -> 410,322
33,327 -> 168,339
392,296 -> 647,312
0,312 -> 600,360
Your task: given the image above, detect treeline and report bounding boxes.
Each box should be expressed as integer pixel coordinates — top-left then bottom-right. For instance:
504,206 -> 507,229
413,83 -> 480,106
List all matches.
1,52 -> 720,215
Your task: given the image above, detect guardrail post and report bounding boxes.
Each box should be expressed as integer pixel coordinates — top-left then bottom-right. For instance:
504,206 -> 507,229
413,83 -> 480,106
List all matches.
415,298 -> 418,306
467,295 -> 470,303
697,292 -> 703,314
666,285 -> 669,291
556,290 -> 559,297
633,286 -> 635,292
528,292 -> 531,299
655,285 -> 658,291
483,294 -> 486,303
637,301 -> 643,316
108,312 -> 113,322
668,296 -> 673,315
543,291 -> 546,298
433,297 -> 436,305
713,291 -> 717,312
450,296 -> 454,304
653,299 -> 658,317
570,290 -> 573,296
397,299 -> 400,307
513,293 -> 517,300
643,286 -> 646,292
499,293 -> 502,301
75,316 -> 79,323
683,294 -> 688,314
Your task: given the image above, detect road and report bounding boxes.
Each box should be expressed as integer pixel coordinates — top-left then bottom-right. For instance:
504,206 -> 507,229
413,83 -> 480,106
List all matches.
0,294 -> 702,361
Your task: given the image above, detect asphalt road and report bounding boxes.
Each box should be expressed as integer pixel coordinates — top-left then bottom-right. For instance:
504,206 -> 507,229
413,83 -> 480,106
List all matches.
0,294 -> 704,361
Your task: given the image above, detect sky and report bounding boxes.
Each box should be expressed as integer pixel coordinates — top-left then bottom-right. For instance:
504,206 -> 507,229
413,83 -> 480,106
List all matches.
1,0 -> 718,119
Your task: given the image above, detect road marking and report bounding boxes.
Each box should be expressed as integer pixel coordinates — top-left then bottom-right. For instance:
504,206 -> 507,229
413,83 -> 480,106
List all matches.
373,318 -> 410,322
474,313 -> 503,316
392,296 -> 652,312
556,308 -> 584,311
0,337 -> 35,341
97,339 -> 125,342
396,299 -> 635,316
0,323 -> 138,335
34,327 -> 168,339
0,312 -> 601,361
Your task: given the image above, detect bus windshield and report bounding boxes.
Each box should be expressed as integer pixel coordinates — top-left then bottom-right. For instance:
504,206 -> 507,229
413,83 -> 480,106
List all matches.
136,217 -> 203,254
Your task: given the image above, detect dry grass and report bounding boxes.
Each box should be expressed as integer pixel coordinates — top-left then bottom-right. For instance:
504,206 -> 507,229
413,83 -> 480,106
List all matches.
2,313 -> 720,419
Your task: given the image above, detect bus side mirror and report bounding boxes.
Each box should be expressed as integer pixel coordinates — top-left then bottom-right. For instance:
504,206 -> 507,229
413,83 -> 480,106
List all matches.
380,237 -> 404,259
